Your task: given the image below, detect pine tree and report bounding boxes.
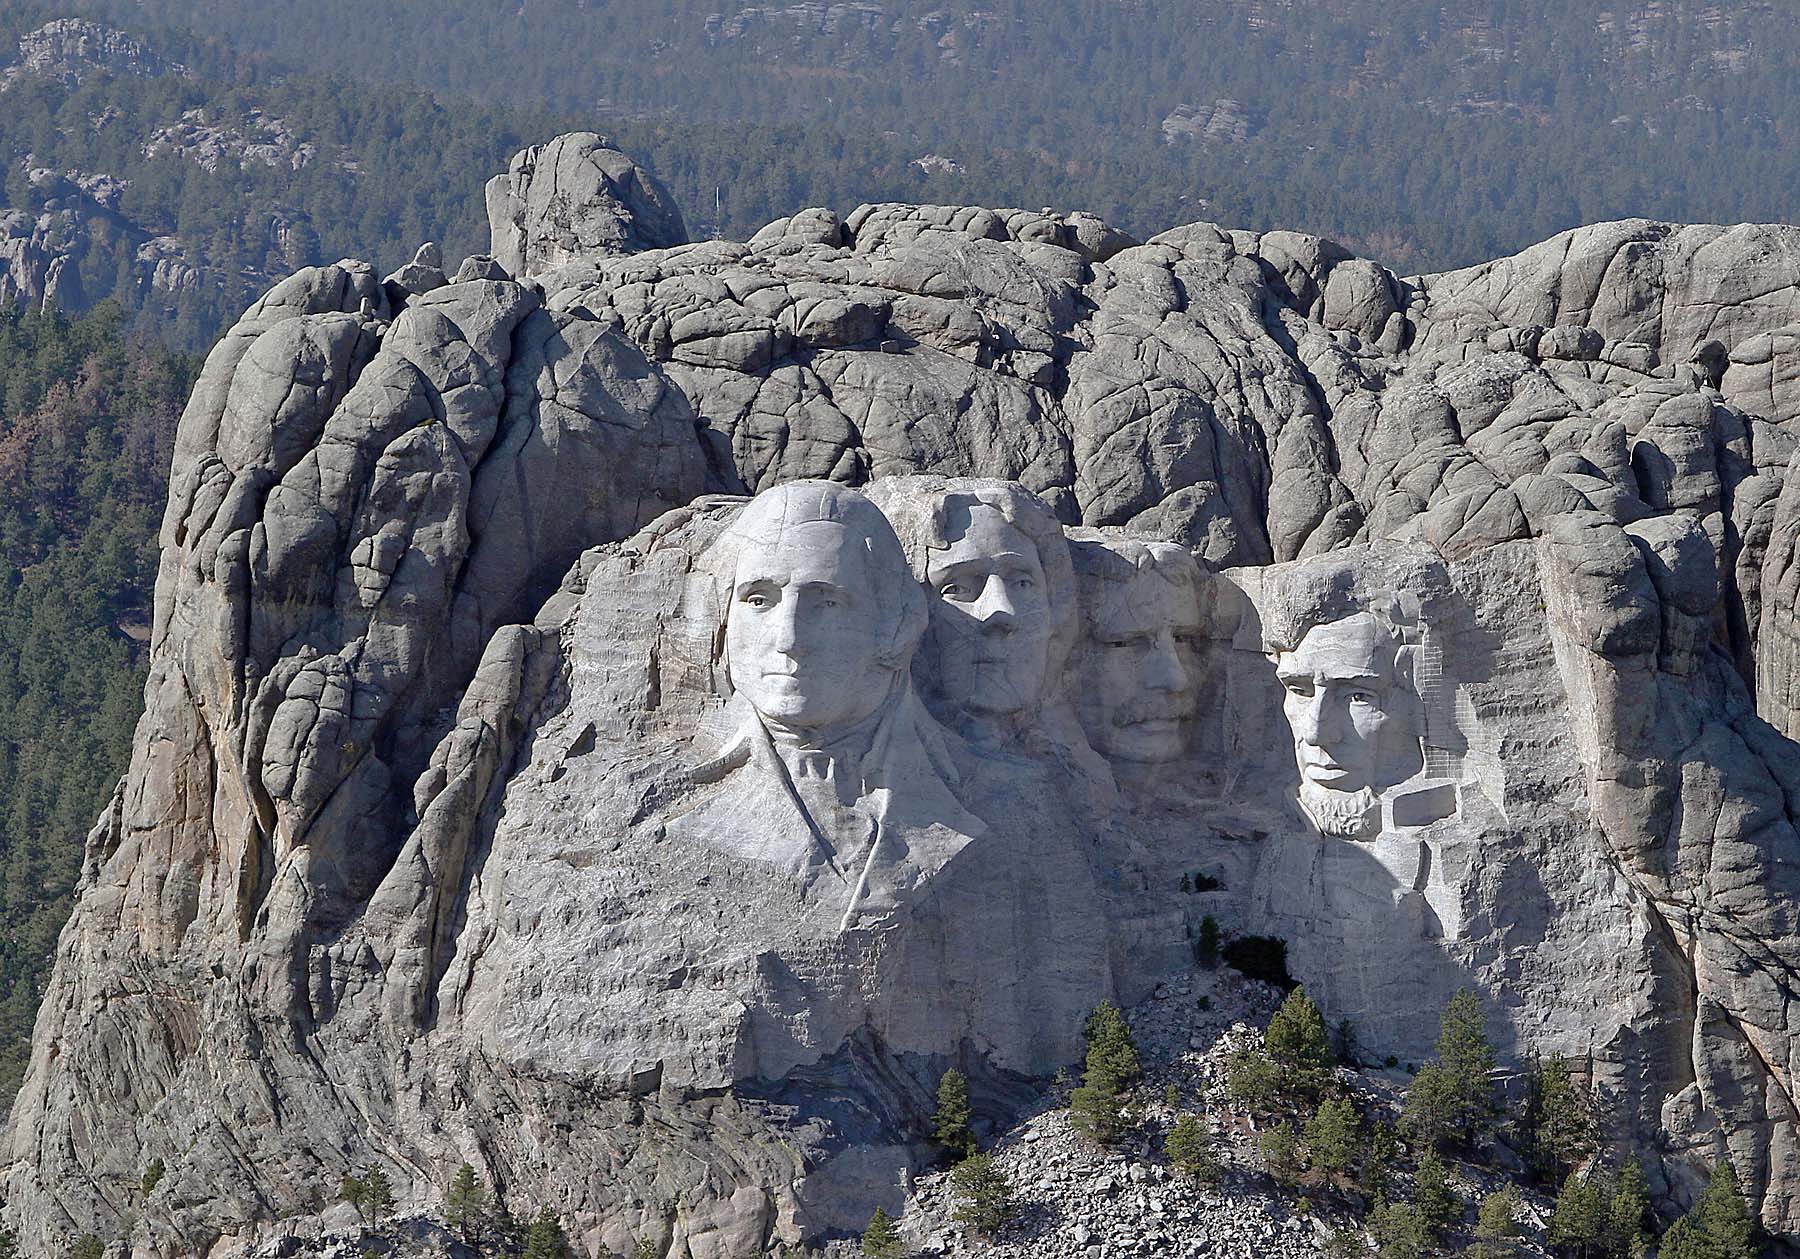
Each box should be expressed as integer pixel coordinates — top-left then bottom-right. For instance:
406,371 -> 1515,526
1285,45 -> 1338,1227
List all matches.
362,1167 -> 395,1228
933,1068 -> 975,1159
1369,1200 -> 1432,1259
1225,1046 -> 1281,1112
861,1206 -> 904,1259
522,1207 -> 572,1259
1070,1001 -> 1141,1146
1605,1162 -> 1650,1259
69,1239 -> 103,1259
1403,989 -> 1498,1148
1259,1120 -> 1304,1189
1265,986 -> 1334,1098
1165,1114 -> 1220,1183
1471,1184 -> 1522,1259
1548,1170 -> 1606,1258
446,1162 -> 488,1245
0,1227 -> 16,1259
1690,1161 -> 1757,1259
1082,1001 -> 1141,1084
1305,1094 -> 1363,1177
1197,915 -> 1221,967
1528,1054 -> 1595,1183
1360,1120 -> 1402,1200
341,1172 -> 371,1225
950,1152 -> 1013,1238
1412,1148 -> 1460,1238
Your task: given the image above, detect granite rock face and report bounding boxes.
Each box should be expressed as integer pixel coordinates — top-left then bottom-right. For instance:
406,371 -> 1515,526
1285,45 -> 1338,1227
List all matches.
14,137 -> 1800,1256
487,132 -> 689,278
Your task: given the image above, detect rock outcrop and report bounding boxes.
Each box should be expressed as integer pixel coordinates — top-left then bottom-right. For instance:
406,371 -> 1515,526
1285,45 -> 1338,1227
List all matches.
13,135 -> 1800,1258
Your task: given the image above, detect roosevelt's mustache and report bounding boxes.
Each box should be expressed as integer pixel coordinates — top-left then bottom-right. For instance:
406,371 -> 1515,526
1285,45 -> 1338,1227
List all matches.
1114,696 -> 1195,724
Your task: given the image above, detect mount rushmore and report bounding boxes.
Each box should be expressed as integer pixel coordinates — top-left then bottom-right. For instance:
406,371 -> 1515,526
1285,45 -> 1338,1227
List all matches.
15,130 -> 1800,1255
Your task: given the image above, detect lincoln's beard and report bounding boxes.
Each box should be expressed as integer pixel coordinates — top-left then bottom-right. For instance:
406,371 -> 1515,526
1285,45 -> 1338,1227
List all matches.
1298,780 -> 1379,839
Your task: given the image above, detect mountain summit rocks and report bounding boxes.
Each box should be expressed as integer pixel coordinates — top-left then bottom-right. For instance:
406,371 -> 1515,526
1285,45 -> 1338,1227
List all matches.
13,135 -> 1800,1257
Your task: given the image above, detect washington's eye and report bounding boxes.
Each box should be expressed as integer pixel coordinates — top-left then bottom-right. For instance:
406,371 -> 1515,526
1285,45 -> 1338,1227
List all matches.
743,593 -> 771,609
940,583 -> 969,600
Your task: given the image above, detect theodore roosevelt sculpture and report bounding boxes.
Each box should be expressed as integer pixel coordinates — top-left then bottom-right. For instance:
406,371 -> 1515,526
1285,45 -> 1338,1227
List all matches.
666,480 -> 985,930
1067,533 -> 1205,768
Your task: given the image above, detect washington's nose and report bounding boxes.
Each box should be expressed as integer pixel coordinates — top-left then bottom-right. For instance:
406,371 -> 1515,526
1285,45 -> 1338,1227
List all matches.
770,598 -> 804,653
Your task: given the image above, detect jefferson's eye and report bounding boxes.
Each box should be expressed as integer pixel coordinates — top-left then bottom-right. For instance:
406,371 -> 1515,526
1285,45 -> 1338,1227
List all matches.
743,593 -> 771,609
1349,690 -> 1378,705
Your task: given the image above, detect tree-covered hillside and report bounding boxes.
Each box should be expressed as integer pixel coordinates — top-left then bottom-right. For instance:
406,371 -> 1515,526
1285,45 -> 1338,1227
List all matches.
67,0 -> 1800,272
0,301 -> 194,1094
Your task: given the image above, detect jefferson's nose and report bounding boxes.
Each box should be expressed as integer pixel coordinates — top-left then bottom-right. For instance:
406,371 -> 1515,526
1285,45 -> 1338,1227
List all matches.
973,576 -> 1017,631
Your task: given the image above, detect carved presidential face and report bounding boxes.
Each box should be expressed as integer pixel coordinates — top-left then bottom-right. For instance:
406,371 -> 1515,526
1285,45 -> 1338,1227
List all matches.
922,503 -> 1054,717
1275,612 -> 1423,834
1079,565 -> 1203,764
726,518 -> 894,735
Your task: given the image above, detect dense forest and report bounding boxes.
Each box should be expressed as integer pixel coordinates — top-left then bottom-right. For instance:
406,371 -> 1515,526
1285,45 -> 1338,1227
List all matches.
63,0 -> 1800,273
3,1 -> 1800,350
0,302 -> 193,1094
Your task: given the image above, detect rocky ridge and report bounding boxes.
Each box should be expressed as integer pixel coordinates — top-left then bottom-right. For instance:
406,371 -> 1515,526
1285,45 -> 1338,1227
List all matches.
11,131 -> 1800,1258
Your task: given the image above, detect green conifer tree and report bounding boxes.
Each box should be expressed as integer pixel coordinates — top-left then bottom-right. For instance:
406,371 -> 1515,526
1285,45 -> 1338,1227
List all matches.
1402,989 -> 1498,1148
341,1173 -> 371,1226
1305,1094 -> 1363,1177
1605,1162 -> 1651,1259
861,1206 -> 904,1259
950,1152 -> 1013,1238
1528,1054 -> 1595,1183
1165,1114 -> 1220,1183
933,1068 -> 974,1159
1070,1001 -> 1141,1146
362,1167 -> 395,1229
69,1239 -> 104,1259
521,1207 -> 573,1259
446,1162 -> 488,1245
1471,1184 -> 1522,1259
140,1157 -> 166,1200
1369,1200 -> 1432,1259
1413,1149 -> 1460,1238
1548,1170 -> 1606,1258
1259,1120 -> 1304,1189
1265,987 -> 1334,1098
1691,1161 -> 1757,1259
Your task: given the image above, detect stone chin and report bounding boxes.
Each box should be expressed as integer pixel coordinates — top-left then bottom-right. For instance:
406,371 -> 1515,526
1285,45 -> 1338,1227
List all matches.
1099,716 -> 1192,765
1299,780 -> 1380,839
